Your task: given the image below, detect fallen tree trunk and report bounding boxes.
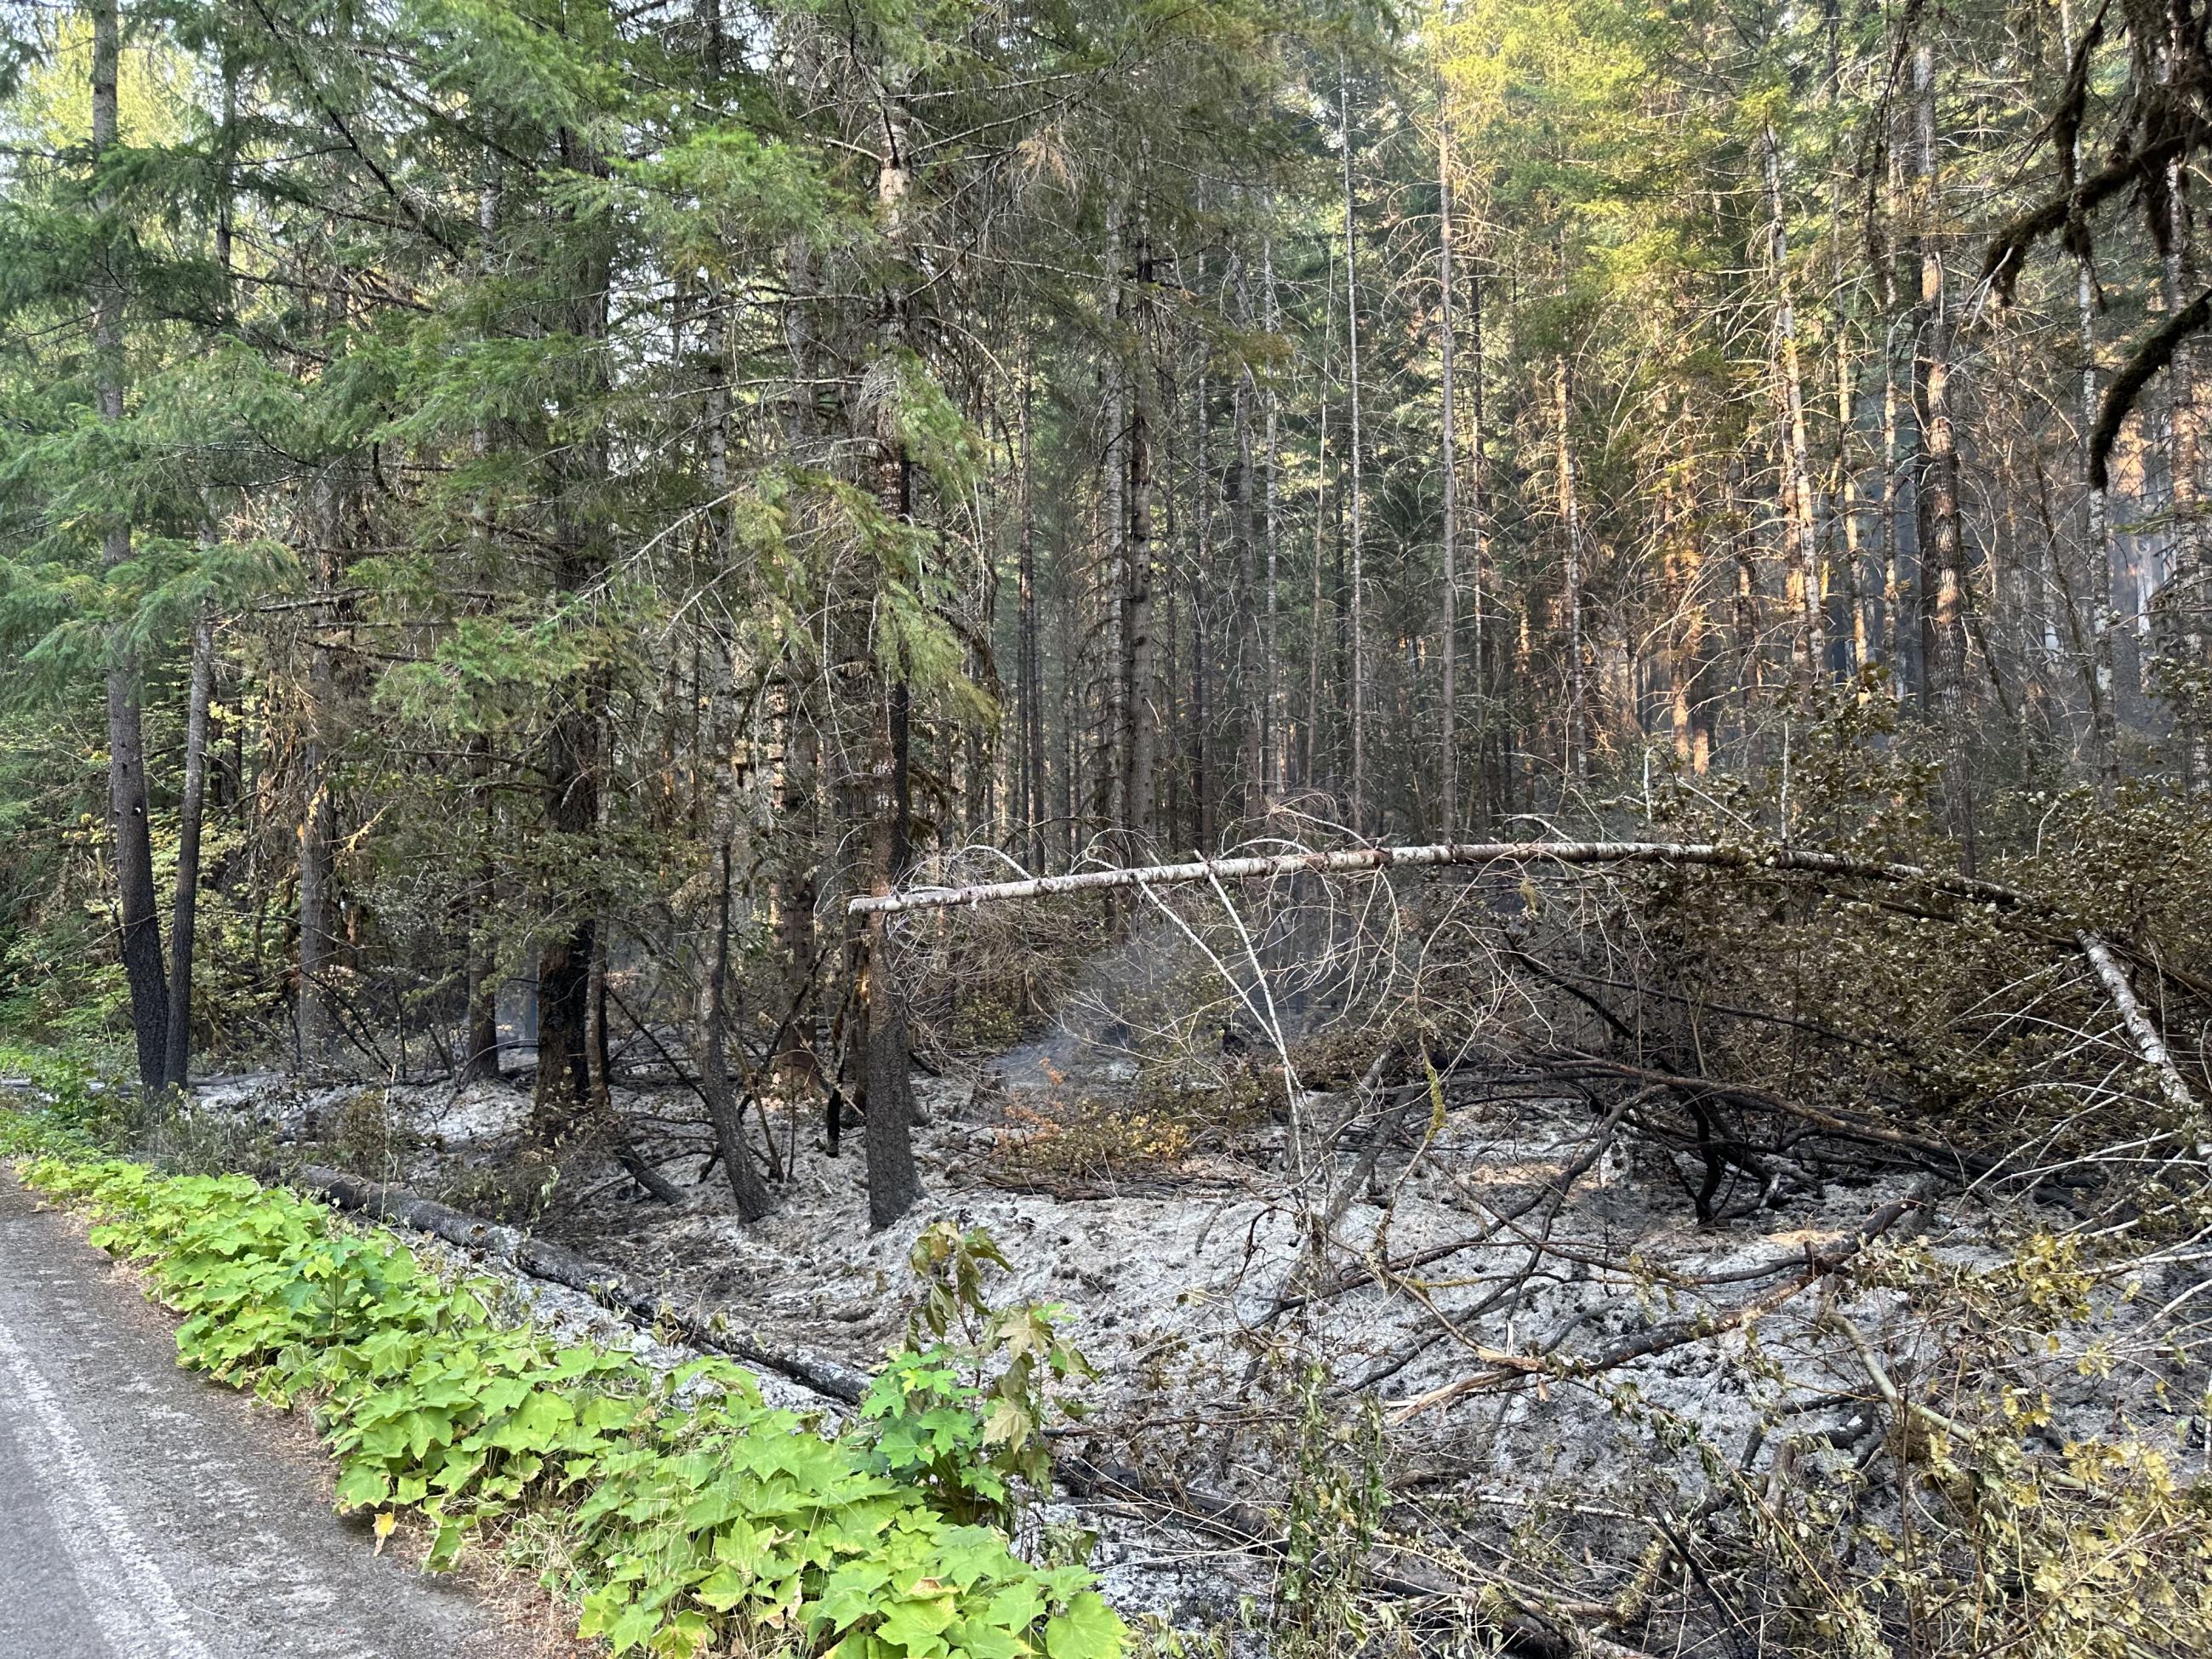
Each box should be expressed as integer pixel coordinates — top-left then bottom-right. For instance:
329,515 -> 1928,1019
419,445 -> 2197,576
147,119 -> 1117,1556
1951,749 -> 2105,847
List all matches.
848,839 -> 2039,916
2078,932 -> 2206,1122
288,1164 -> 869,1405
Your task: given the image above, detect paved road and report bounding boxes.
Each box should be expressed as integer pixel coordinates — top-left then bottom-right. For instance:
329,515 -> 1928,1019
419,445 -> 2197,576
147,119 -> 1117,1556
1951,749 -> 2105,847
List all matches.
0,1166 -> 500,1658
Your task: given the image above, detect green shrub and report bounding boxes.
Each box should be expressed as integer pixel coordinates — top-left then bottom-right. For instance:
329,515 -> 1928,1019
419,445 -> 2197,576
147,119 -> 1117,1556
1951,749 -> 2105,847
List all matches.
9,1128 -> 1126,1659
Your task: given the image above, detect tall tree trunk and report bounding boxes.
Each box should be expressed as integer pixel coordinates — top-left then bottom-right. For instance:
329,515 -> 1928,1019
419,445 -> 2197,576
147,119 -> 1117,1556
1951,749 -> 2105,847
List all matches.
1764,123 -> 1825,685
1018,369 -> 1046,872
1234,256 -> 1262,825
702,838 -> 771,1221
533,115 -> 616,1128
2060,0 -> 2120,795
93,0 -> 168,1096
1911,32 -> 1975,862
1339,62 -> 1368,831
1303,267 -> 1331,794
1262,239 -> 1284,801
1124,231 -> 1159,847
1097,209 -> 1128,845
1881,116 -> 1921,701
163,607 -> 213,1088
1468,237 -> 1491,822
1438,87 -> 1462,838
2158,17 -> 2211,787
299,480 -> 341,1072
1190,368 -> 1214,847
855,72 -> 922,1229
1556,354 -> 1589,778
1913,38 -> 1966,721
1836,299 -> 1871,676
1827,0 -> 1869,679
460,739 -> 501,1083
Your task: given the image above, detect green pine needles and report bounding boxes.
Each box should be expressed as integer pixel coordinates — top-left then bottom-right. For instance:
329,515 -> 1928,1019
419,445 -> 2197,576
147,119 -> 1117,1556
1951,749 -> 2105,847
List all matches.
9,1138 -> 1126,1659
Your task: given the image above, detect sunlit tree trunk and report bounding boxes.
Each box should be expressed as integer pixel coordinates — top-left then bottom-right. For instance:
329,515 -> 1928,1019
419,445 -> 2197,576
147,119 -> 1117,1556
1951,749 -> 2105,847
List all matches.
1556,354 -> 1588,779
1262,240 -> 1284,801
2158,16 -> 2211,788
1438,83 -> 1462,836
1913,38 -> 1966,721
1764,124 -> 1824,685
1339,62 -> 1368,830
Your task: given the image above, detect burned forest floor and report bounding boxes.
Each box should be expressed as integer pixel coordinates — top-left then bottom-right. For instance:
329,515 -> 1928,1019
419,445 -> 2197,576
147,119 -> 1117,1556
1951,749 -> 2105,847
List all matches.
154,1006 -> 2212,1654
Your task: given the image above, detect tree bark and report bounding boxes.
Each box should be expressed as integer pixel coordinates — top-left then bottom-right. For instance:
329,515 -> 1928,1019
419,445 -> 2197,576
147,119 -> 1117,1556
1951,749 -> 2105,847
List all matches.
92,0 -> 168,1097
163,607 -> 214,1089
2157,16 -> 2211,789
1438,88 -> 1461,837
533,110 -> 616,1130
1339,62 -> 1368,830
853,67 -> 922,1229
1018,368 -> 1046,873
1124,231 -> 1160,848
848,836 -> 2040,917
1234,255 -> 1262,826
1911,33 -> 1975,864
2078,195 -> 2122,795
1764,123 -> 1825,685
1913,37 -> 1966,720
298,482 -> 341,1073
1097,209 -> 1128,844
1261,239 -> 1284,801
702,839 -> 772,1221
1556,355 -> 1589,778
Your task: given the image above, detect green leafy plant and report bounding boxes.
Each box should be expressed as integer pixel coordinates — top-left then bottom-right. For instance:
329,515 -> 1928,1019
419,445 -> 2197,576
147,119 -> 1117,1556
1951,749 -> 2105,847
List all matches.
859,1223 -> 1096,1526
5,1117 -> 1127,1659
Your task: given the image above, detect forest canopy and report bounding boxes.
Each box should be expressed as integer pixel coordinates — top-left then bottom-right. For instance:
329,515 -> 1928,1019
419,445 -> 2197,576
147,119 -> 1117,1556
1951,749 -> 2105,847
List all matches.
6,0 -> 2212,1650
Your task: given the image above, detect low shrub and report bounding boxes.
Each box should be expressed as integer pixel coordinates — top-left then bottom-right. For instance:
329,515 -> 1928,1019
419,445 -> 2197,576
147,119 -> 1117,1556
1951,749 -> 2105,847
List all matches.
8,1118 -> 1126,1659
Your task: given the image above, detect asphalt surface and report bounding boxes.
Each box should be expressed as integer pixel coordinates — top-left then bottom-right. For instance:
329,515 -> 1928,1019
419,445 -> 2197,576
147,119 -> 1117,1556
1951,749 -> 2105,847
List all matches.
0,1166 -> 496,1658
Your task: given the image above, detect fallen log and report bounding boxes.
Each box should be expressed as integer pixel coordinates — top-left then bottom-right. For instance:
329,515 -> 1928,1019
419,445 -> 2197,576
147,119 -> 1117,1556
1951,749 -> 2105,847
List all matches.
288,1164 -> 869,1405
2078,932 -> 2206,1124
848,839 -> 2038,916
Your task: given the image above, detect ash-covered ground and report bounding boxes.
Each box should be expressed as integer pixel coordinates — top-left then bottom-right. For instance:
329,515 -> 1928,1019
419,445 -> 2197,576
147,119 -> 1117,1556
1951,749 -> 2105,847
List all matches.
174,1009 -> 2212,1643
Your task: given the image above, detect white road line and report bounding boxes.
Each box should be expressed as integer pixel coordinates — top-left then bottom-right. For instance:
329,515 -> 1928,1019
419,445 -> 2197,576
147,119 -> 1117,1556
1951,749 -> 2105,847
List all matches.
0,1300 -> 216,1659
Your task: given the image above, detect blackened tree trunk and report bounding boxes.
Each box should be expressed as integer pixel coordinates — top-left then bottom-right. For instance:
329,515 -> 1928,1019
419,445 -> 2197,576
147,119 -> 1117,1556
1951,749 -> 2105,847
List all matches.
1124,231 -> 1160,847
1234,254 -> 1262,825
460,735 -> 502,1082
701,838 -> 771,1221
854,71 -> 922,1229
1018,369 -> 1046,874
533,115 -> 615,1132
92,0 -> 168,1096
163,608 -> 214,1088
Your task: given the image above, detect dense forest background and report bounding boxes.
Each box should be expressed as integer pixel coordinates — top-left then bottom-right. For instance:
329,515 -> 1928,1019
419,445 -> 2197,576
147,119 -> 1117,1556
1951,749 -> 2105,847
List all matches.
14,2 -> 2212,1653
3,0 -> 2211,1196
